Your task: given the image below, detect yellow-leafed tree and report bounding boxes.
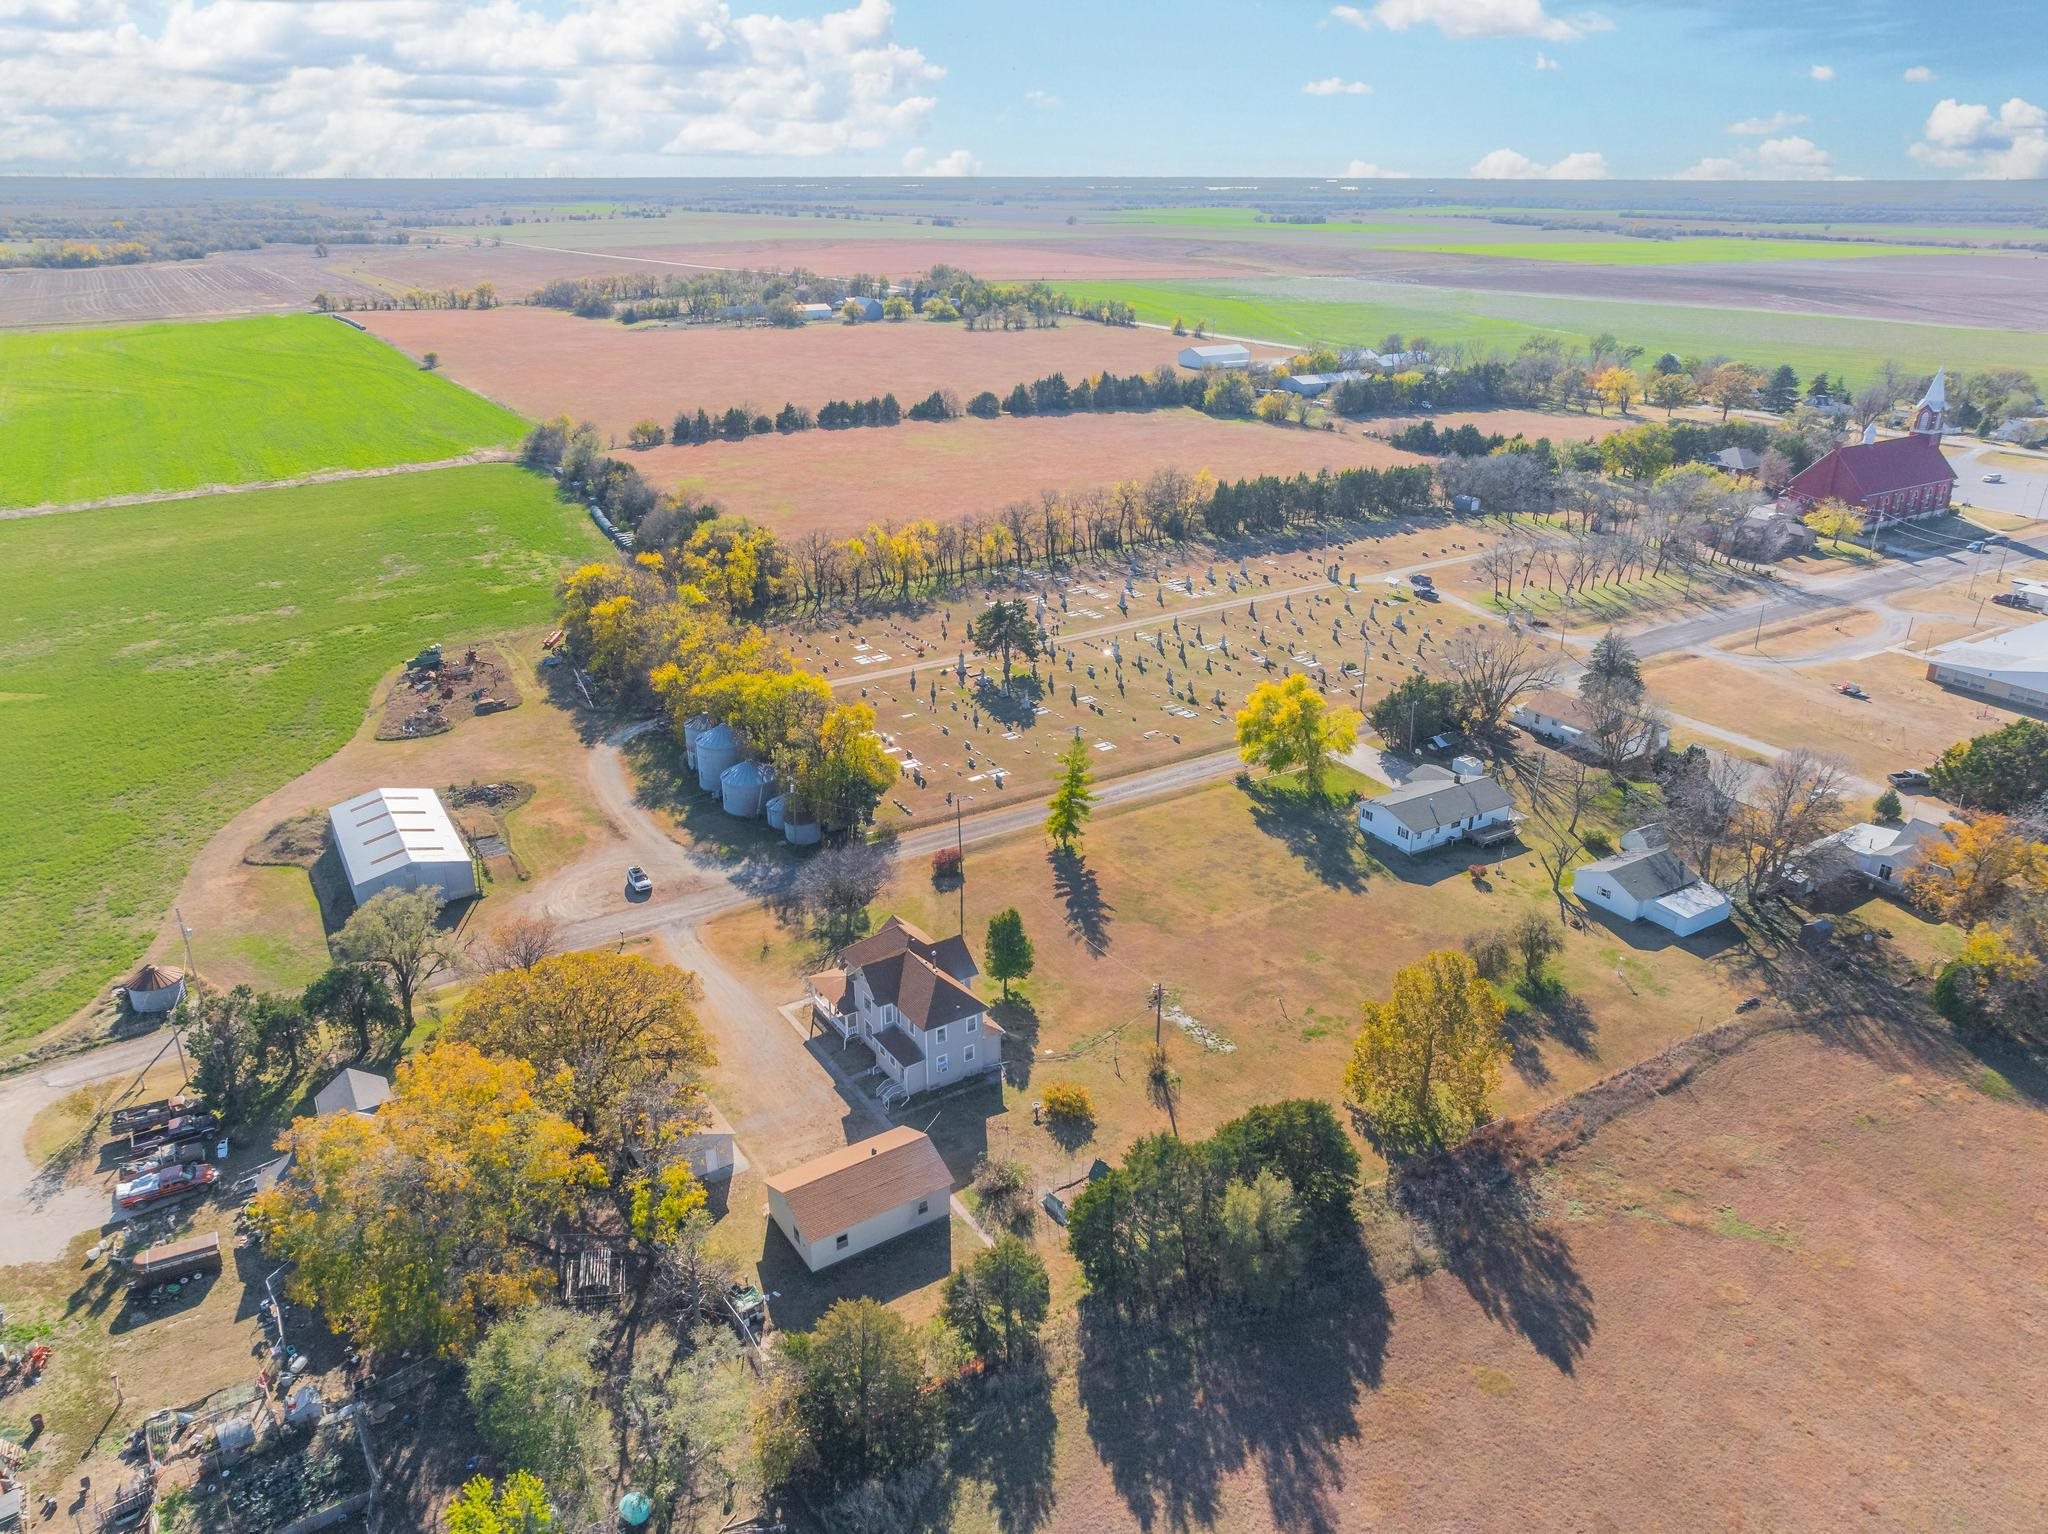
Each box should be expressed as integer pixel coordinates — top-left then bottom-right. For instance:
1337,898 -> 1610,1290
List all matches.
1907,813 -> 2048,925
1344,949 -> 1508,1148
451,952 -> 713,1169
1234,674 -> 1361,797
251,1044 -> 602,1355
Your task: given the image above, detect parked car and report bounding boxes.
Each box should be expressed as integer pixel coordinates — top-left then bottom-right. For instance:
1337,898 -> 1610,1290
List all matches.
116,1161 -> 218,1211
1408,572 -> 1435,588
1836,682 -> 1869,700
1993,592 -> 2028,609
1425,732 -> 1461,753
1983,472 -> 2005,484
1966,540 -> 1986,553
1415,585 -> 1441,602
1888,769 -> 1931,791
625,865 -> 653,897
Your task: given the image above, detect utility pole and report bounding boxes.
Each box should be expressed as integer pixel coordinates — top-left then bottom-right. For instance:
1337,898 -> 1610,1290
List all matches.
1149,982 -> 1165,1048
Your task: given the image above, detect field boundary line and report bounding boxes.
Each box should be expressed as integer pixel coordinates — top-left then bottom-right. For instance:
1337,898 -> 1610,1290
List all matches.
3,449 -> 519,521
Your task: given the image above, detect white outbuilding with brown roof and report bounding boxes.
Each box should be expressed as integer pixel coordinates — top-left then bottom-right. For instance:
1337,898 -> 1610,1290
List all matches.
327,787 -> 479,907
765,1126 -> 953,1271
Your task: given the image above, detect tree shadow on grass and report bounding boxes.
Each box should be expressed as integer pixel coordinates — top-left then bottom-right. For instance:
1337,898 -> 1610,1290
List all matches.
1075,1256 -> 1389,1534
1392,1136 -> 1594,1375
1049,849 -> 1112,956
973,673 -> 1046,730
1242,779 -> 1368,894
992,996 -> 1042,1089
945,1358 -> 1060,1534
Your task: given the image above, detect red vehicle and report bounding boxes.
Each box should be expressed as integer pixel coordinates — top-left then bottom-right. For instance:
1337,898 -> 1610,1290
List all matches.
119,1140 -> 209,1179
116,1161 -> 218,1211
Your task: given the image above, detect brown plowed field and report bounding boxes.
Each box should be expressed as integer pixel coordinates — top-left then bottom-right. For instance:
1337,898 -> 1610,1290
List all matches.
637,411 -> 1423,534
1033,1021 -> 2048,1533
0,248 -> 382,329
358,306 -> 1290,438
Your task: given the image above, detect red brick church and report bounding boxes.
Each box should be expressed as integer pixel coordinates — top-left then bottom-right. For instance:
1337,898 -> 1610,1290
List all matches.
1784,371 -> 1957,526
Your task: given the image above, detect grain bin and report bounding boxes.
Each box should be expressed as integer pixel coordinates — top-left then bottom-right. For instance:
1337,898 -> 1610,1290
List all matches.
693,723 -> 742,793
121,963 -> 186,1015
764,794 -> 787,831
784,810 -> 822,846
720,760 -> 775,819
682,713 -> 713,770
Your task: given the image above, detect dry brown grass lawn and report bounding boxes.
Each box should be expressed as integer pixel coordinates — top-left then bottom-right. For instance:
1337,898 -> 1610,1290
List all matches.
1647,647 -> 2026,782
702,773 -> 1755,1194
943,1021 -> 2048,1533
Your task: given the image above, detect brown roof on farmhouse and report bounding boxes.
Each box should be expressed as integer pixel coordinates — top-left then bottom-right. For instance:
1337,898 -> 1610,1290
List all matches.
765,1127 -> 952,1238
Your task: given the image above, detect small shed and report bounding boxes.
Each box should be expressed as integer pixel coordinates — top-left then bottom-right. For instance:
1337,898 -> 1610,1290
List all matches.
847,295 -> 884,321
694,724 -> 742,793
765,1127 -> 952,1272
123,963 -> 186,1014
327,787 -> 478,905
676,1101 -> 738,1182
1179,342 -> 1251,370
314,1067 -> 392,1118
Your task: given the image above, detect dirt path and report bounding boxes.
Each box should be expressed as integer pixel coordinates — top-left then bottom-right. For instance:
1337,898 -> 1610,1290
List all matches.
1,449 -> 517,521
0,1031 -> 184,1263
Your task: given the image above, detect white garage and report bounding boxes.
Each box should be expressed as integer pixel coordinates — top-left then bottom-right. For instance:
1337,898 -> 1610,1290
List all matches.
327,787 -> 479,907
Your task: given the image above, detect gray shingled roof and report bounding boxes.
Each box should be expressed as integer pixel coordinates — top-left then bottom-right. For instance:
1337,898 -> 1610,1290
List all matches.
1577,847 -> 1695,901
1371,774 -> 1515,834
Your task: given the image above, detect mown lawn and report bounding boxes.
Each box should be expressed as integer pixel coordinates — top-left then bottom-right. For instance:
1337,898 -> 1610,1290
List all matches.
0,313 -> 528,509
1054,278 -> 2048,384
0,463 -> 603,1045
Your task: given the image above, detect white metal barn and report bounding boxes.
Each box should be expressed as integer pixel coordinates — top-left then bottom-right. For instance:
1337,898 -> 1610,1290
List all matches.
327,787 -> 479,906
1178,342 -> 1251,370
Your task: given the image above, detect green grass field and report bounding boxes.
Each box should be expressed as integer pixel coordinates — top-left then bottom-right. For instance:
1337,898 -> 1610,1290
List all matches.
1390,236 -> 1940,264
0,464 -> 603,1045
1056,277 -> 2048,384
0,314 -> 529,510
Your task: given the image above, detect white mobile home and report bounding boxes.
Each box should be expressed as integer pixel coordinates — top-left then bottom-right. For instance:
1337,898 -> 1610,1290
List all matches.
765,1127 -> 952,1272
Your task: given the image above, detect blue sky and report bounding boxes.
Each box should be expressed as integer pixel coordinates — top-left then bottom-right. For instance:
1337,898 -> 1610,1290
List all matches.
0,0 -> 2041,179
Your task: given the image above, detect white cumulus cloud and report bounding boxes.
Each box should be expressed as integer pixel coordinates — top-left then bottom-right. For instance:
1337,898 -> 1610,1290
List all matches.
1023,88 -> 1060,109
1470,147 -> 1609,179
1303,77 -> 1372,95
1910,96 -> 2048,178
1809,64 -> 1835,81
1340,158 -> 1412,178
901,145 -> 979,176
1903,65 -> 1933,83
0,0 -> 945,174
1672,135 -> 1844,181
1331,0 -> 1608,42
1727,111 -> 1805,135
1533,51 -> 1559,70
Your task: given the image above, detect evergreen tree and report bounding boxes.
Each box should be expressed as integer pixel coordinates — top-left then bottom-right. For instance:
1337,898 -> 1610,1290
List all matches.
1045,736 -> 1095,853
983,909 -> 1034,999
1003,382 -> 1035,416
1763,363 -> 1801,413
879,392 -> 902,425
1580,628 -> 1643,703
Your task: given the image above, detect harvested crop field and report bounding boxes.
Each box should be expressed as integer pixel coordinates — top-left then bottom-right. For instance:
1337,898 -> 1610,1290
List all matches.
641,411 -> 1428,535
358,306 -> 1287,438
0,248 -> 385,330
978,1020 -> 2048,1534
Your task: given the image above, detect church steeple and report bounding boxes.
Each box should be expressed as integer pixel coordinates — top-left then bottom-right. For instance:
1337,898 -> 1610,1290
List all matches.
1910,369 -> 1946,437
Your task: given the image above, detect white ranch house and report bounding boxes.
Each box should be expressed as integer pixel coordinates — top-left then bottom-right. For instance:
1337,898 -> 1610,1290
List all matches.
809,917 -> 1003,1106
1510,689 -> 1670,763
1357,768 -> 1520,855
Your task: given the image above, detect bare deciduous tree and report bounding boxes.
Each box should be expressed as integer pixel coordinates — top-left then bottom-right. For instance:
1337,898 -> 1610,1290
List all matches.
1663,752 -> 1751,887
1523,753 -> 1599,909
1444,627 -> 1561,728
473,913 -> 561,975
1740,748 -> 1849,894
